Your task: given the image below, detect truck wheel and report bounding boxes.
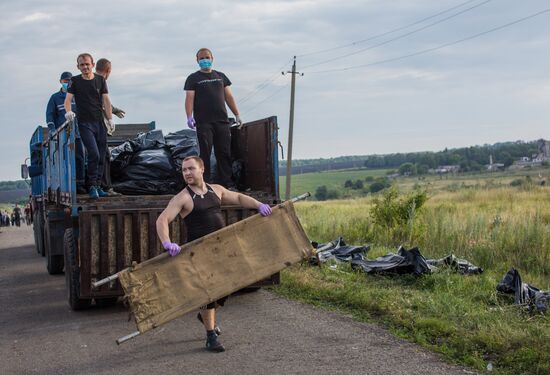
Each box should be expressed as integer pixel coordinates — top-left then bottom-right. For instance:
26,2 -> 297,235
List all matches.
33,211 -> 45,256
47,254 -> 64,275
64,228 -> 91,310
95,297 -> 118,307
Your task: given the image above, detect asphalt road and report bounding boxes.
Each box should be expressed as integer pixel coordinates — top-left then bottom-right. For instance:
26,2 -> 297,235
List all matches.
0,225 -> 476,375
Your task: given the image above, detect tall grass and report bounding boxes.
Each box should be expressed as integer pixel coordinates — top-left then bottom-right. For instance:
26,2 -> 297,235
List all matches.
296,185 -> 550,282
281,184 -> 550,374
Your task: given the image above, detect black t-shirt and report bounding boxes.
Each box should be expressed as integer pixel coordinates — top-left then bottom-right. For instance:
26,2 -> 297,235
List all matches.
67,74 -> 108,123
184,70 -> 231,123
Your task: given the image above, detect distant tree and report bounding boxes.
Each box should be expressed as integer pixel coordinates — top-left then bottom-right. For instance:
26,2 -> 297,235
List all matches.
315,185 -> 328,201
364,176 -> 374,182
344,179 -> 353,188
326,189 -> 339,200
353,180 -> 364,189
369,182 -> 387,193
416,164 -> 429,175
398,162 -> 416,176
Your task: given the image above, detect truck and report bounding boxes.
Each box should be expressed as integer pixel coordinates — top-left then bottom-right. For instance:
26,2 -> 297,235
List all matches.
23,117 -> 281,310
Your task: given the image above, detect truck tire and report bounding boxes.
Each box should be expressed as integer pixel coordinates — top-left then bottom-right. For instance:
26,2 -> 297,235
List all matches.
95,297 -> 118,307
45,222 -> 63,275
47,254 -> 64,275
64,228 -> 91,310
33,211 -> 45,256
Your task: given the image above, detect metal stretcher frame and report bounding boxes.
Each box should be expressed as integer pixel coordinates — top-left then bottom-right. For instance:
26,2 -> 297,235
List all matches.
110,196 -> 312,344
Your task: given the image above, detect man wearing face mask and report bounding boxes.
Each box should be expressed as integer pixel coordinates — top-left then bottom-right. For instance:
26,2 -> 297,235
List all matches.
46,72 -> 86,194
184,48 -> 242,189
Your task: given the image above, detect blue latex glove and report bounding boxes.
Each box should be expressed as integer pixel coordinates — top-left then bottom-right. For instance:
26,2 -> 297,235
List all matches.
187,116 -> 196,130
258,204 -> 272,217
162,241 -> 181,256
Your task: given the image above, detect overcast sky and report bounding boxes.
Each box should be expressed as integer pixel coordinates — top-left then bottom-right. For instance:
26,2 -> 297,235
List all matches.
1,0 -> 549,180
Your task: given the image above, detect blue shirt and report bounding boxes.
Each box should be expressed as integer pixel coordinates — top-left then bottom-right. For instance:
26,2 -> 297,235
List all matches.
46,90 -> 76,131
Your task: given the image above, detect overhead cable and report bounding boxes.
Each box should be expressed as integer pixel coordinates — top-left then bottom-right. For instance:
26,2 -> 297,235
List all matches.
306,8 -> 550,74
301,0 -> 493,70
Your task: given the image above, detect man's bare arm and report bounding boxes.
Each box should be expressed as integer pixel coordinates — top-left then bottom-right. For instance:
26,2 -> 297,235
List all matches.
216,185 -> 262,210
64,93 -> 74,113
224,86 -> 240,117
102,94 -> 113,119
156,192 -> 191,243
185,90 -> 195,118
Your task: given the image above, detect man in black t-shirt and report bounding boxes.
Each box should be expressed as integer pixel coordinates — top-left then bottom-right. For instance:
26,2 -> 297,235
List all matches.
184,48 -> 243,188
156,156 -> 272,353
64,53 -> 114,199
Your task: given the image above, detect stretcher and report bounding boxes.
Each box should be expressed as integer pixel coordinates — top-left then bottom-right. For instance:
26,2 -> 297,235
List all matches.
95,195 -> 313,344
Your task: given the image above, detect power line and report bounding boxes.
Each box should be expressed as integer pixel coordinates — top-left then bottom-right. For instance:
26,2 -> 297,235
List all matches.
306,7 -> 550,74
298,0 -> 481,58
238,58 -> 293,105
241,83 -> 289,115
301,0 -> 493,70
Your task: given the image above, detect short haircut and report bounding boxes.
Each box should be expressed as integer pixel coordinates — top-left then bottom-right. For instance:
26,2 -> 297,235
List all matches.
183,155 -> 204,168
96,58 -> 111,73
77,53 -> 94,64
196,48 -> 213,59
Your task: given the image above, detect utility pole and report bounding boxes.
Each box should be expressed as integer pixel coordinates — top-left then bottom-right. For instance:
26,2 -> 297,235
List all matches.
283,56 -> 303,200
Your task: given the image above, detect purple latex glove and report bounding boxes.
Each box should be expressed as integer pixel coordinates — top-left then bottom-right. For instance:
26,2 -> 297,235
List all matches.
162,241 -> 181,256
258,203 -> 272,217
187,116 -> 196,130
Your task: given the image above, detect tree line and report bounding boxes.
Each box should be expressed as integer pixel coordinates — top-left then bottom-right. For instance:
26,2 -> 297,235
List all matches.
280,139 -> 543,175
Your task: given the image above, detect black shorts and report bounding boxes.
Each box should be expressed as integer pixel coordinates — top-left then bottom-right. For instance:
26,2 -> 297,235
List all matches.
201,295 -> 229,310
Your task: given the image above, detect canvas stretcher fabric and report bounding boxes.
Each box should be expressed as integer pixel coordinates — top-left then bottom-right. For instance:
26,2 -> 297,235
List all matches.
118,201 -> 312,333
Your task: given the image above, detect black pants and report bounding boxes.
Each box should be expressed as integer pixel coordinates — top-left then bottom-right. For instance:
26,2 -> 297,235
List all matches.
101,147 -> 112,190
75,137 -> 85,186
196,121 -> 232,187
79,121 -> 106,187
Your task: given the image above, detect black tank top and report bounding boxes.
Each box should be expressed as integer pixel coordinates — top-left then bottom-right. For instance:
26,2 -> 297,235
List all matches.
183,184 -> 225,241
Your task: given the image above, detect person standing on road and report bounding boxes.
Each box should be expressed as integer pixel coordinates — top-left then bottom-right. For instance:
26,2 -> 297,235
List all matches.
64,53 -> 114,199
12,204 -> 21,227
46,72 -> 86,193
95,58 -> 125,196
184,48 -> 243,189
156,155 -> 272,353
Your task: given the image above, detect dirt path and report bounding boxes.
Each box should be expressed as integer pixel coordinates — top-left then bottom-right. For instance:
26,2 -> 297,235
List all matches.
0,226 -> 476,375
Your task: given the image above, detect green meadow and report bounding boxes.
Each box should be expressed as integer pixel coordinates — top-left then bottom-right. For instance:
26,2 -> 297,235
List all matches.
274,169 -> 550,375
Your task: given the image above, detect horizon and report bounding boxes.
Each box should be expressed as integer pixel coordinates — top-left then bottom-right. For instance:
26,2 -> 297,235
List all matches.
2,135 -> 545,184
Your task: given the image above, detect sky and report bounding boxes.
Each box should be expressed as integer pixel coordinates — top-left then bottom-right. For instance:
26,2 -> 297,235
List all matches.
1,0 -> 549,180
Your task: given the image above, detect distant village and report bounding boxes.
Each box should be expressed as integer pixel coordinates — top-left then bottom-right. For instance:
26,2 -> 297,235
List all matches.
429,140 -> 550,174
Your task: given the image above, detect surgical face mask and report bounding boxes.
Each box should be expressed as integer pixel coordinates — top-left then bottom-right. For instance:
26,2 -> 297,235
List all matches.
61,83 -> 69,91
198,58 -> 212,70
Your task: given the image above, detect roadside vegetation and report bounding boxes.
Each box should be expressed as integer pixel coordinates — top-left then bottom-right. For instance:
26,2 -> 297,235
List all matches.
274,170 -> 550,375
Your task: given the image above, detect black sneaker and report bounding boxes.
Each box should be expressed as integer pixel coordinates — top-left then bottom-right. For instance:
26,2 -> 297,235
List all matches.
196,312 -> 221,336
206,334 -> 225,353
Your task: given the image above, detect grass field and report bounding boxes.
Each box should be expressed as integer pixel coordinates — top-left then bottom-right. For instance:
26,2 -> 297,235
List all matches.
272,169 -> 550,375
279,168 -> 390,198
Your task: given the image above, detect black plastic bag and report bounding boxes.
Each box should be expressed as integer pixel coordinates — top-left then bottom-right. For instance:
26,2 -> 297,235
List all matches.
497,268 -> 549,313
311,237 -> 370,264
351,246 -> 431,275
426,254 -> 483,275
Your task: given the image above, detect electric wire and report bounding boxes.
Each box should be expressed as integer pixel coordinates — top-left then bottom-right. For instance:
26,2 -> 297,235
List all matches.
298,0 -> 482,58
241,83 -> 290,115
238,58 -> 293,105
301,0 -> 493,70
305,7 -> 550,74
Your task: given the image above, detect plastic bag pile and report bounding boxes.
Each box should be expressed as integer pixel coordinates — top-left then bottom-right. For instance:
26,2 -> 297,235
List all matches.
110,129 -> 199,195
